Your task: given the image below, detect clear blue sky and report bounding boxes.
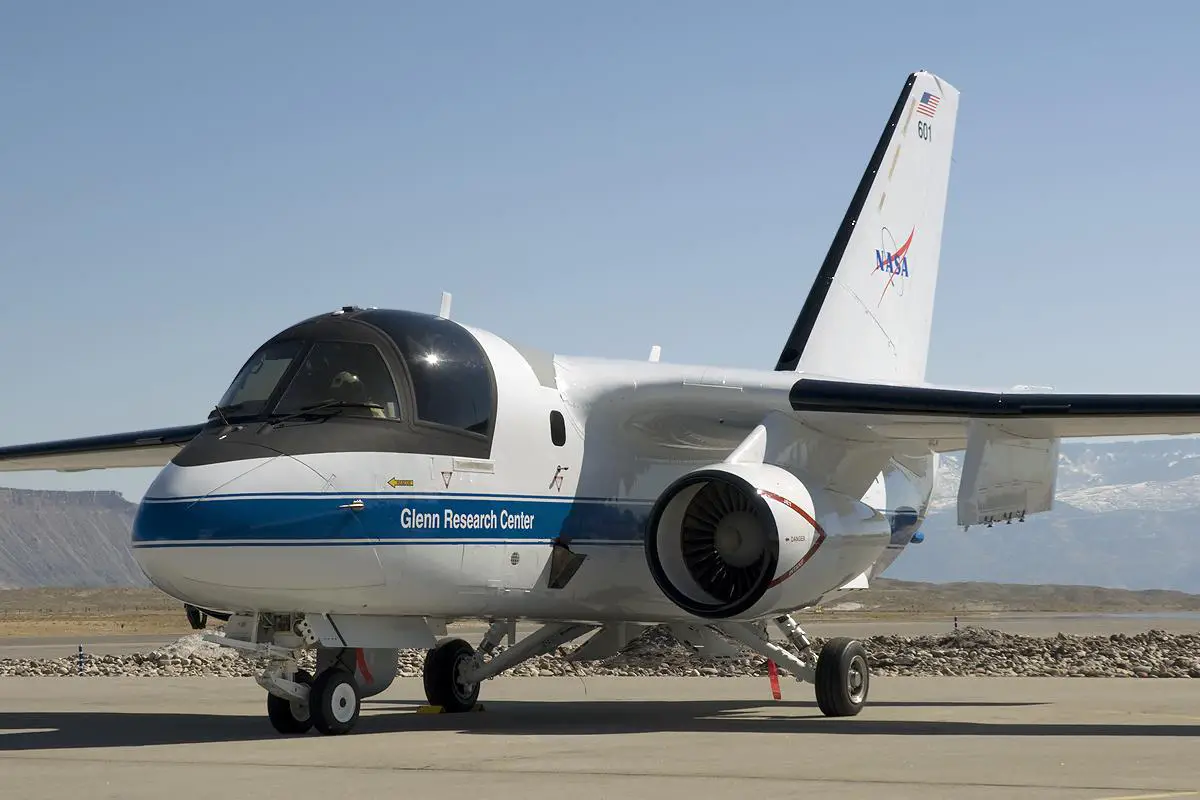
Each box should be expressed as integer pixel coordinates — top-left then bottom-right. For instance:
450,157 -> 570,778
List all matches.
2,2 -> 1198,501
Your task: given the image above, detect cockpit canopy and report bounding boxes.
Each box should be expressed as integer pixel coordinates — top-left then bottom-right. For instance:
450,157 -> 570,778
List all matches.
215,307 -> 495,439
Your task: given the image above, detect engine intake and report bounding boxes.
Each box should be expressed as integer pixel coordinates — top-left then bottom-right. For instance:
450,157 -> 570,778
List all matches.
645,462 -> 827,620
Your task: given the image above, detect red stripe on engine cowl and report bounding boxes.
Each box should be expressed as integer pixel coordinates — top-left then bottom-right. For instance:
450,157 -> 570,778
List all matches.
758,489 -> 827,588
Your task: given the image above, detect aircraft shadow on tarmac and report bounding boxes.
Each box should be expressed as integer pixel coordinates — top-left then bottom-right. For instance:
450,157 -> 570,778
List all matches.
0,698 -> 1195,751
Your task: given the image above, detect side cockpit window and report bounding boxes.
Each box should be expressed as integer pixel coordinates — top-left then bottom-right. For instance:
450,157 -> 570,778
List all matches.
273,341 -> 402,420
216,340 -> 305,419
357,310 -> 494,435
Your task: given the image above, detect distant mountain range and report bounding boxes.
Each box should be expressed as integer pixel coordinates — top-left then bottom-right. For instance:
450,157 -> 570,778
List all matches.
3,437 -> 1200,591
0,488 -> 147,589
886,438 -> 1200,592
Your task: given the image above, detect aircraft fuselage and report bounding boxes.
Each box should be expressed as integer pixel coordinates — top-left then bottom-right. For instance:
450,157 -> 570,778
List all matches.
130,308 -> 936,622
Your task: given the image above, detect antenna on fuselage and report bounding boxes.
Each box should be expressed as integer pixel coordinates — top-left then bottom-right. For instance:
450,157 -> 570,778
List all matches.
438,291 -> 452,319
648,345 -> 661,362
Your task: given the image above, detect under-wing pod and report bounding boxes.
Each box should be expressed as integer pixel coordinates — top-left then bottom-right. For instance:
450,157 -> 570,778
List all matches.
644,462 -> 828,620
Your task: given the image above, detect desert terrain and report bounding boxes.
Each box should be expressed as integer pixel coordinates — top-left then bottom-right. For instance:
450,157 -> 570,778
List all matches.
5,578 -> 1200,640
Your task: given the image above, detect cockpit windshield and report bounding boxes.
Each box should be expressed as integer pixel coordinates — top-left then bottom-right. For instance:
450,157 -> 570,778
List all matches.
358,309 -> 492,434
215,340 -> 305,419
274,341 -> 401,419
209,308 -> 494,440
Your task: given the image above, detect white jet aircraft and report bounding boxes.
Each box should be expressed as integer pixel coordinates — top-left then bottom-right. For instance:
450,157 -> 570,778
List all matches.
3,70 -> 1198,736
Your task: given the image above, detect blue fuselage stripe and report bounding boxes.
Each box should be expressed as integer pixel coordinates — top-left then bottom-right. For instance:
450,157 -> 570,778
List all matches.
131,493 -> 654,547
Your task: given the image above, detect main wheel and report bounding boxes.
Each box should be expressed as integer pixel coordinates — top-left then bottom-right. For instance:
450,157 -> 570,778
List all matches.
310,667 -> 361,735
266,669 -> 314,734
423,638 -> 481,712
814,637 -> 870,717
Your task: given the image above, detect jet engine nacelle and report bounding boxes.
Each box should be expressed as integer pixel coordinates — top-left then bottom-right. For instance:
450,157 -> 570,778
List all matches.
644,462 -> 827,620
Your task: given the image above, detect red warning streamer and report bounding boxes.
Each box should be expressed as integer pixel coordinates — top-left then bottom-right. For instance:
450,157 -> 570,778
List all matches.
767,659 -> 781,700
356,648 -> 374,684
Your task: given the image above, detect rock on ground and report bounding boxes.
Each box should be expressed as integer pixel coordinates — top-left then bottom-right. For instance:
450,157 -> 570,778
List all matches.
2,626 -> 1198,678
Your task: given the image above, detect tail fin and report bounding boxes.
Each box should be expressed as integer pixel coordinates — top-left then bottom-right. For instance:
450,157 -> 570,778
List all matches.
774,71 -> 959,385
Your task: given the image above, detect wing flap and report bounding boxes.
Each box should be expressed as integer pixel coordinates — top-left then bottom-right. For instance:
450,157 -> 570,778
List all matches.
0,424 -> 205,472
957,422 -> 1058,526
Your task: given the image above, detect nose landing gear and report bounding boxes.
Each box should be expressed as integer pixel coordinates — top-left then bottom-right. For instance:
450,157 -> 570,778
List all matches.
266,668 -> 313,734
309,667 -> 362,735
260,657 -> 363,736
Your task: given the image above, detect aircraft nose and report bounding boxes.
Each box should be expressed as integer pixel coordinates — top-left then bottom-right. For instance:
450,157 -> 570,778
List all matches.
130,453 -> 386,604
133,454 -> 350,547
136,453 -> 350,542
144,453 -> 331,503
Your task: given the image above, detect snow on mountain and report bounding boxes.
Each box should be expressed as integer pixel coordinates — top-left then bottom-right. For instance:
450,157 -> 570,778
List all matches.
891,437 -> 1200,592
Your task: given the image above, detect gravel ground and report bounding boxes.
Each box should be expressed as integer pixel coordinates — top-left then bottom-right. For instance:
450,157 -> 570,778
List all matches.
3,624 -> 1199,679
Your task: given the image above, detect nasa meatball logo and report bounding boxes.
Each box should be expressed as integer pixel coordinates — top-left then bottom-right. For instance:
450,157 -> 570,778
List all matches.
872,226 -> 914,305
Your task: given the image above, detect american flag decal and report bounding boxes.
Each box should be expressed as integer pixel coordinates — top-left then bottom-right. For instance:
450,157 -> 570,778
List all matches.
916,91 -> 940,118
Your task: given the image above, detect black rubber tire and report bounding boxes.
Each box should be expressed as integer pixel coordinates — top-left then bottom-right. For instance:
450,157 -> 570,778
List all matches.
310,667 -> 361,735
266,669 -> 314,734
423,638 -> 481,712
814,637 -> 870,717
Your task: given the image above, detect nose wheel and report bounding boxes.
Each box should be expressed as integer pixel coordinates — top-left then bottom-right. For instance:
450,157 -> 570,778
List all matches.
266,669 -> 314,734
310,667 -> 362,734
265,664 -> 362,736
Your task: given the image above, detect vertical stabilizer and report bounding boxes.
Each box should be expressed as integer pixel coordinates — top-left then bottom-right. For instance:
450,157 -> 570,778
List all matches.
774,71 -> 959,385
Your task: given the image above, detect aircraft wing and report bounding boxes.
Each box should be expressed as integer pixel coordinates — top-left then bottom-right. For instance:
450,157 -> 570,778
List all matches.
789,378 -> 1200,526
571,364 -> 1200,527
0,424 -> 206,472
788,378 -> 1200,450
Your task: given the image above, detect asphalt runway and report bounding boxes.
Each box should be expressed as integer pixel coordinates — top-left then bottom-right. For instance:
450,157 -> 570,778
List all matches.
4,613 -> 1199,660
0,635 -> 180,660
0,675 -> 1197,799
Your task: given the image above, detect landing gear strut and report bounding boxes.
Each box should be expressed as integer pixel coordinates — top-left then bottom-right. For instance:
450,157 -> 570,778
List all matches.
715,615 -> 870,717
207,615 -> 372,736
420,621 -> 595,712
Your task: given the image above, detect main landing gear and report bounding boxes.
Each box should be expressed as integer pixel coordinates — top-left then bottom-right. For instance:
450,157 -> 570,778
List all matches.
417,616 -> 869,718
420,622 -> 595,713
716,614 -> 870,716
